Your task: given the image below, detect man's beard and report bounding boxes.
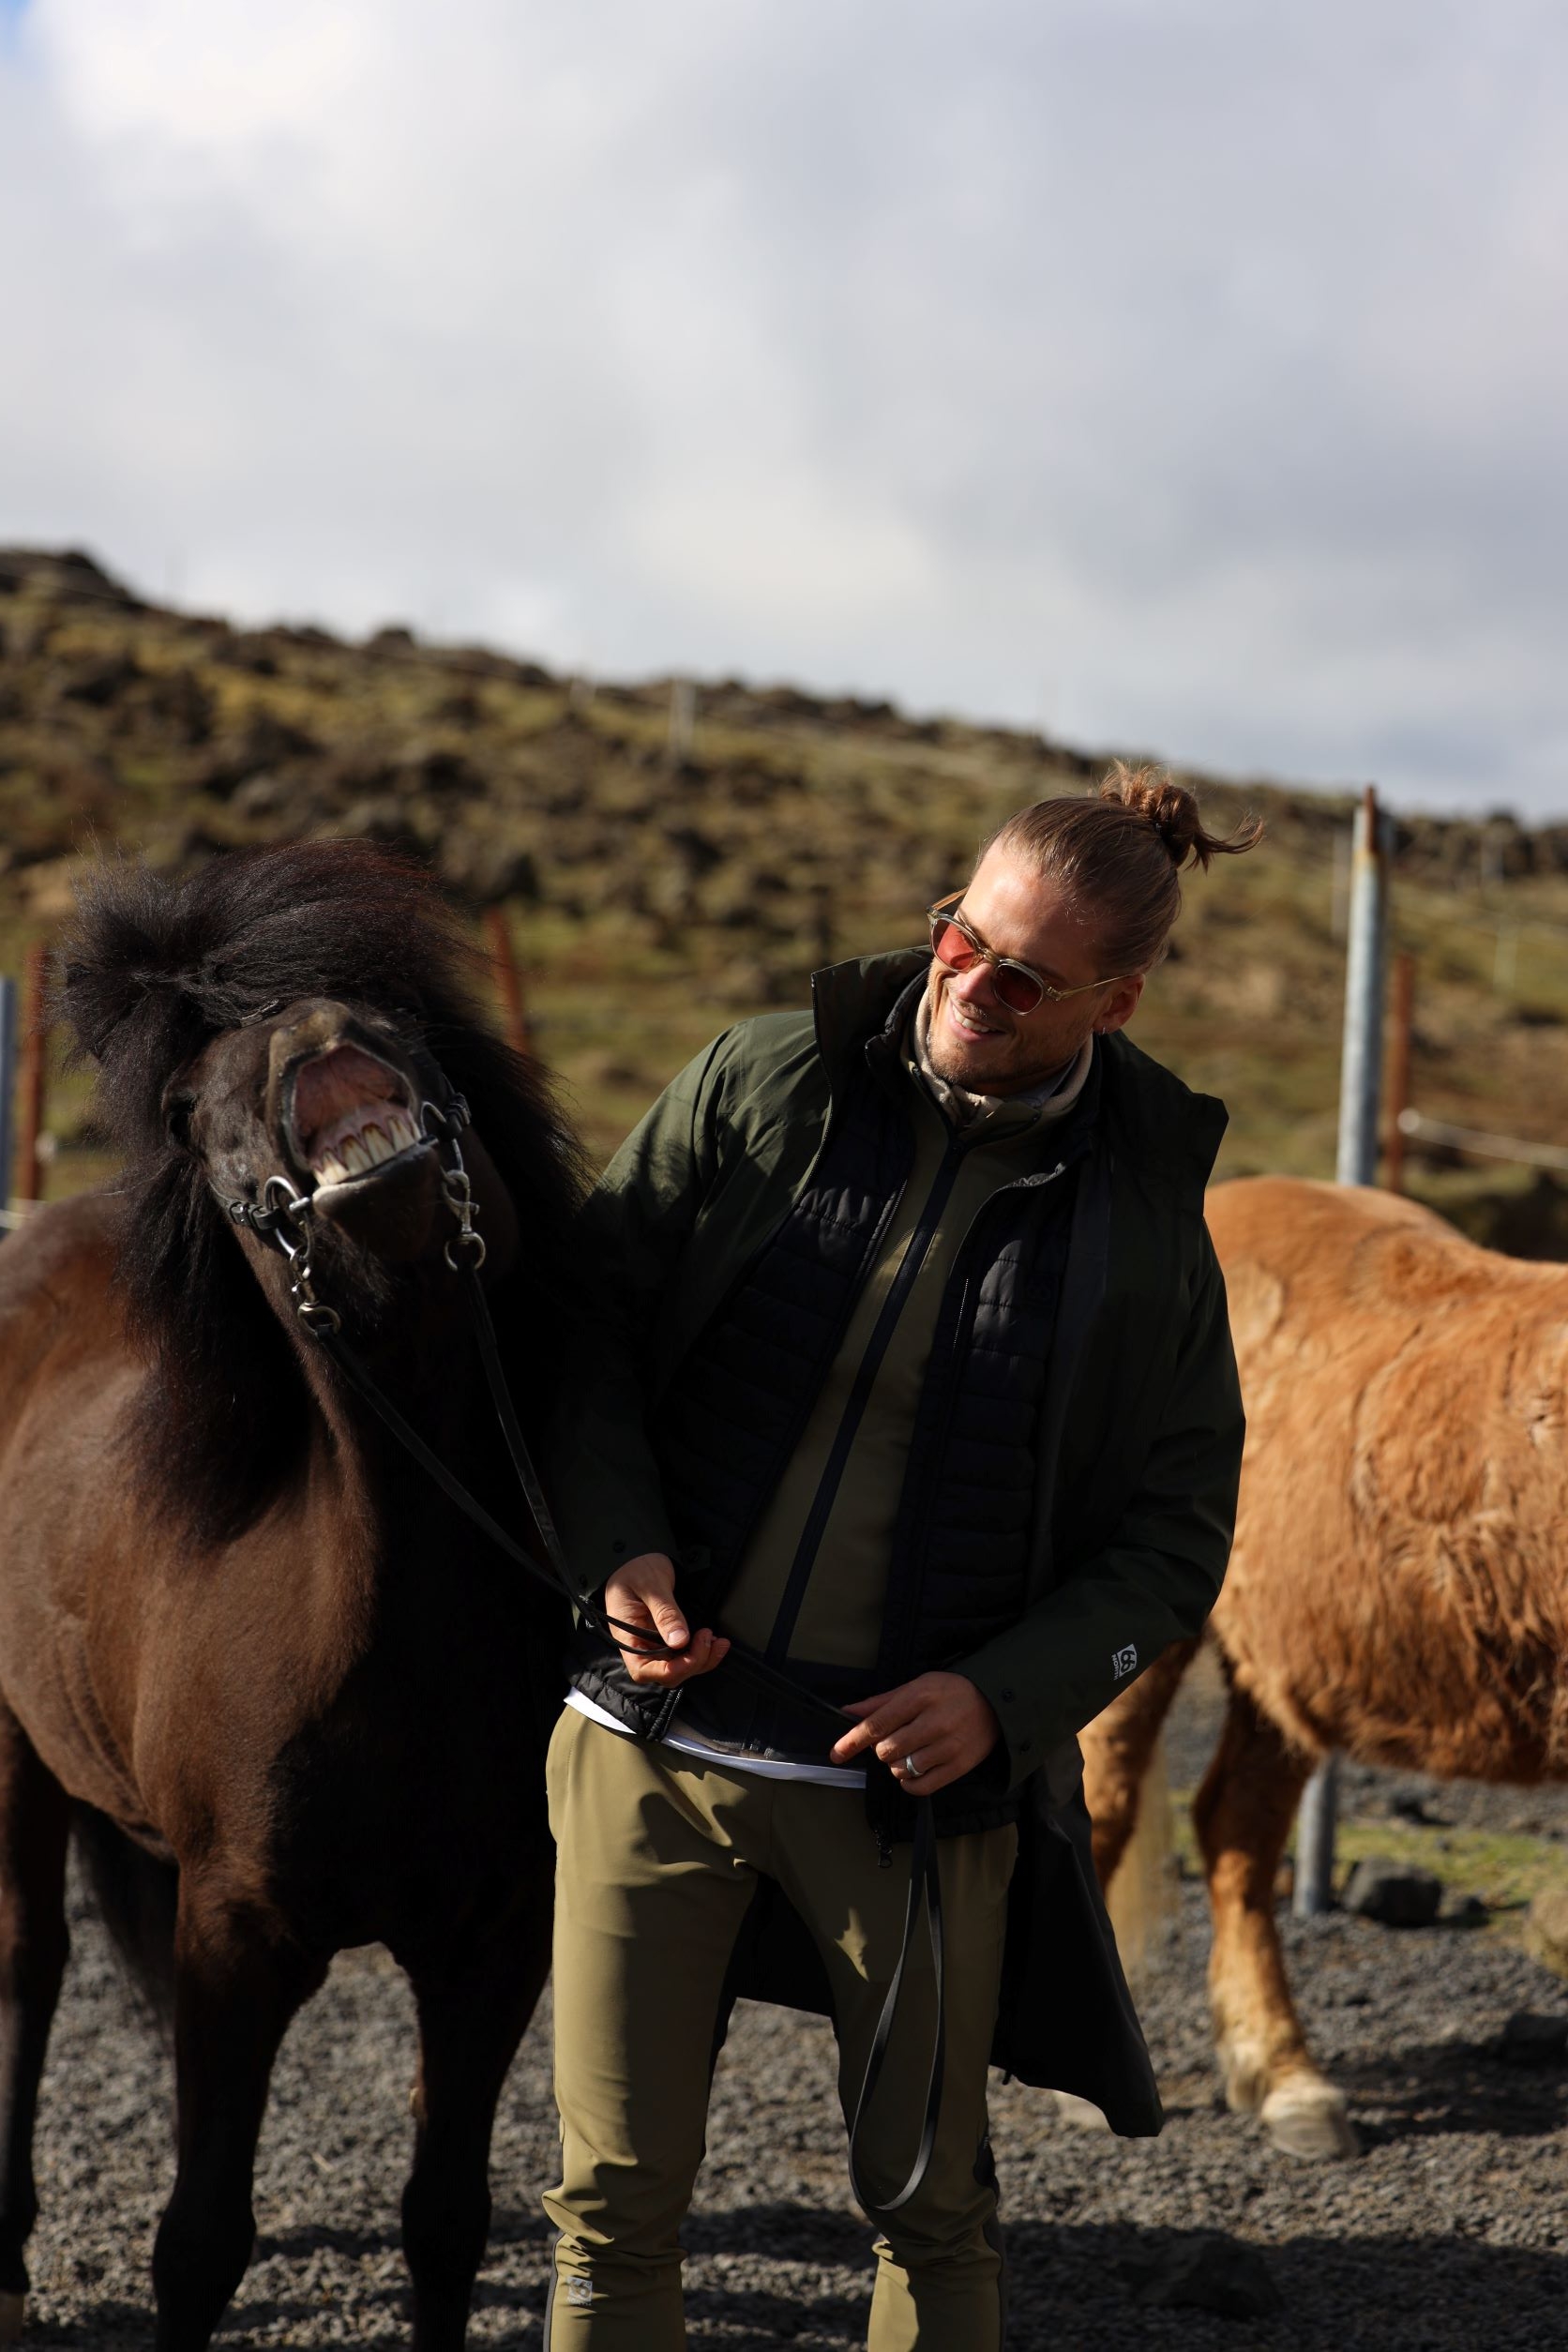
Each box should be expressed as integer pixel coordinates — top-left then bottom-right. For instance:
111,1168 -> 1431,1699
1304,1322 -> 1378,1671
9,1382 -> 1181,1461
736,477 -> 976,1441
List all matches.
922,974 -> 1085,1096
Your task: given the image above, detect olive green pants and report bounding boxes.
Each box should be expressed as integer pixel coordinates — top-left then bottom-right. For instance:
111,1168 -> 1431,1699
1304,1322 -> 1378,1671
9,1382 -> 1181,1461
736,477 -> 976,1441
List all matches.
542,1707 -> 1017,2350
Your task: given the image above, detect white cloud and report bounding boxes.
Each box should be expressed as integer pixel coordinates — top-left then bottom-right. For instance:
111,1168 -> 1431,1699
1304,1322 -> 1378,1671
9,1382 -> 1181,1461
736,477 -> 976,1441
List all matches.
2,0 -> 1566,810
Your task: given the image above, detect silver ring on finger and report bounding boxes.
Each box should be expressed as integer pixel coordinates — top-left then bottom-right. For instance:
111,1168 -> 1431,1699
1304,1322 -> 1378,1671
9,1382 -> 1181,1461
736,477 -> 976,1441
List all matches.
902,1753 -> 922,1779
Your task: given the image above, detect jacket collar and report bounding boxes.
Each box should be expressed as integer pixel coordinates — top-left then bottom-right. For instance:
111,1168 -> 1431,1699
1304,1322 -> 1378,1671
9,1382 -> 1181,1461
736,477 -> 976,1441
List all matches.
807,947 -> 1228,1197
809,947 -> 929,1078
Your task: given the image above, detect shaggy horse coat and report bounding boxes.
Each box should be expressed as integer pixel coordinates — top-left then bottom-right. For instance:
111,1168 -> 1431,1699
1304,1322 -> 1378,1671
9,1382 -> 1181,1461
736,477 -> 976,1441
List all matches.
1083,1174 -> 1568,2159
0,842 -> 580,2347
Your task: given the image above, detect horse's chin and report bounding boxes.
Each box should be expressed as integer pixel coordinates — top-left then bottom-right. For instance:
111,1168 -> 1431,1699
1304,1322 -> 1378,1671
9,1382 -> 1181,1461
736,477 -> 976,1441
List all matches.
311,1140 -> 447,1265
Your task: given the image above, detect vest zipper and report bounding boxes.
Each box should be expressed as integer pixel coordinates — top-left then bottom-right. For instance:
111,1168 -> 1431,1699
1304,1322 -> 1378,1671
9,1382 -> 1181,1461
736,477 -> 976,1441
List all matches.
884,1155 -> 1073,1687
763,1137 -> 968,1668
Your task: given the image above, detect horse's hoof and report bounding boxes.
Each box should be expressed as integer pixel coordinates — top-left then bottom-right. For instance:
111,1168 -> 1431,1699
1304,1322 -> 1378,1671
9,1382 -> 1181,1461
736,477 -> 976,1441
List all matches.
1052,2089 -> 1111,2132
1261,2081 -> 1359,2161
0,2291 -> 26,2342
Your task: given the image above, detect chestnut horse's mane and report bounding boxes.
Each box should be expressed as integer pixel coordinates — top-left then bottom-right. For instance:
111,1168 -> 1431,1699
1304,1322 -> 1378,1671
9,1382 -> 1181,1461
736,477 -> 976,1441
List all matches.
58,839 -> 587,1544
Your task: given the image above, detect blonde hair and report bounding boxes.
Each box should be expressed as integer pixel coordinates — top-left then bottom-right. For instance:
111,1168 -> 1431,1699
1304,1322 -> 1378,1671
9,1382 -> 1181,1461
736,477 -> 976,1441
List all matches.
982,762 -> 1263,972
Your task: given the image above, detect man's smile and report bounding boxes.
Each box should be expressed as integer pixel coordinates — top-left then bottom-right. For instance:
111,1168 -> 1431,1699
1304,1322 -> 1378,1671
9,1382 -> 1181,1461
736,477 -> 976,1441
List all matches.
943,989 -> 1006,1043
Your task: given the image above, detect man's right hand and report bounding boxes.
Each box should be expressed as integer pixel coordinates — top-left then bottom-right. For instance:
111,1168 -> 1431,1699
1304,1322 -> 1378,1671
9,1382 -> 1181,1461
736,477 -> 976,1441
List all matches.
602,1553 -> 731,1687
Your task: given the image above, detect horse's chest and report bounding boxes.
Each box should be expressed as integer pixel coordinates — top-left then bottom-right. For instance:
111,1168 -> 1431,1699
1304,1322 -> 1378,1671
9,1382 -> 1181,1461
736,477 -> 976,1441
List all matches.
259,1626 -> 554,1948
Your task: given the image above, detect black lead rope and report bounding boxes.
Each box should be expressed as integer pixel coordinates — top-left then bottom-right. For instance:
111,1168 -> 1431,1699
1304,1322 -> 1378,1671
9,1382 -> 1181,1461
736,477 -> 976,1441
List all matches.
846,1796 -> 946,2218
220,1122 -> 945,2219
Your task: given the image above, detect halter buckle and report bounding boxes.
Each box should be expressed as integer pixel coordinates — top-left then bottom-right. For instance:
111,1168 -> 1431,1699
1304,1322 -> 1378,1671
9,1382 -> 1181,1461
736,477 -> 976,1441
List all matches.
429,1111 -> 487,1274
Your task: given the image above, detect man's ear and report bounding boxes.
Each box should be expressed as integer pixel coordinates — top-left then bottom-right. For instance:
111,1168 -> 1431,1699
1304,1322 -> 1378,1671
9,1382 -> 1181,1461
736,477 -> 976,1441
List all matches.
1094,973 -> 1145,1036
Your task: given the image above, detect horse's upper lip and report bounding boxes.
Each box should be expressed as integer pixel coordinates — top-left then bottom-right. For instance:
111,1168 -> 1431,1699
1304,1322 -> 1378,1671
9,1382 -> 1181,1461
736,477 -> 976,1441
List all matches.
283,1043 -> 427,1192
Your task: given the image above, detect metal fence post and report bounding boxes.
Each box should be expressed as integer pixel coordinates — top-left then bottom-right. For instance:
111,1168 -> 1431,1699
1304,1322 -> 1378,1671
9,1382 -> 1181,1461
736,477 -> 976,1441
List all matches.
0,976 -> 16,1232
1334,786 -> 1390,1191
1294,785 -> 1390,1918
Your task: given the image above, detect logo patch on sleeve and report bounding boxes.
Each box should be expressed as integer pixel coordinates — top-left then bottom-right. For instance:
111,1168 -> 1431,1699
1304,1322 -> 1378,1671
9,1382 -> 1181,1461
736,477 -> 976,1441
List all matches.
1111,1645 -> 1138,1681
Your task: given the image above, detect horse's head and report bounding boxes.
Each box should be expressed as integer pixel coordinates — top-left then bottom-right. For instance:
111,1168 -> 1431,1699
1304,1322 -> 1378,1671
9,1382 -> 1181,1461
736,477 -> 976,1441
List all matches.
58,841 -> 582,1538
174,994 -> 517,1311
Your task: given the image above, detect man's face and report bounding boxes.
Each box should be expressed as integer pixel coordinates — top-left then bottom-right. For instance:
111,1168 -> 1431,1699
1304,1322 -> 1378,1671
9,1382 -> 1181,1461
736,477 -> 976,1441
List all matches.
922,844 -> 1146,1097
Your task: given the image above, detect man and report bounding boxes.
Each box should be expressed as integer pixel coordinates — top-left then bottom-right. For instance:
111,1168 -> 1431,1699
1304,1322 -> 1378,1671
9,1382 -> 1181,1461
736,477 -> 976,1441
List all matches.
542,766 -> 1256,2347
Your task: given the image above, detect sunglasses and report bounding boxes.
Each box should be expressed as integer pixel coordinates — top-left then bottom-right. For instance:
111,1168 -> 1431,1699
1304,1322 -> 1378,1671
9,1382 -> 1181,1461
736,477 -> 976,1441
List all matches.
926,893 -> 1135,1015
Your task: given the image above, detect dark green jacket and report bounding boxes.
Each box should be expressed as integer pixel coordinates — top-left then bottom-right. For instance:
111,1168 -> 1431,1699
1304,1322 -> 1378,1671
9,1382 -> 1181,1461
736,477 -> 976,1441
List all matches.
549,949 -> 1244,2129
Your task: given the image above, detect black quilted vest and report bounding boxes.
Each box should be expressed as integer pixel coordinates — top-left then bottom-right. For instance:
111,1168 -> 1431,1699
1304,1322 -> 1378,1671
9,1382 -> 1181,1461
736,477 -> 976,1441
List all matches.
632,1004 -> 1099,1787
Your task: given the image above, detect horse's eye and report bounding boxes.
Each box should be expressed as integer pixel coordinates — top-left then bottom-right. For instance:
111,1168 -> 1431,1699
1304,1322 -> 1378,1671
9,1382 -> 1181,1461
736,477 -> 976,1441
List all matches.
166,1097 -> 196,1147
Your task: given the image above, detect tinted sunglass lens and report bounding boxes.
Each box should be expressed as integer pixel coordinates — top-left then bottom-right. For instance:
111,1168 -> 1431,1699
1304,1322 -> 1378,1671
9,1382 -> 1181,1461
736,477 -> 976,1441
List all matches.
932,920 -> 977,969
991,966 -> 1042,1014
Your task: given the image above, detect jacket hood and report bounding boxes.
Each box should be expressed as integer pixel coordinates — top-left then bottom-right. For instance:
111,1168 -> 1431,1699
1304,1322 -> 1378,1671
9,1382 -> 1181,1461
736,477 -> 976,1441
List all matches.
807,947 -> 1228,1197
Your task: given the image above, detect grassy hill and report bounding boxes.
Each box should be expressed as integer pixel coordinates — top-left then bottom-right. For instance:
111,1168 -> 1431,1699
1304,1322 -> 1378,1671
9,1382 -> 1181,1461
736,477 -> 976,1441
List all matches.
4,546 -> 1568,1244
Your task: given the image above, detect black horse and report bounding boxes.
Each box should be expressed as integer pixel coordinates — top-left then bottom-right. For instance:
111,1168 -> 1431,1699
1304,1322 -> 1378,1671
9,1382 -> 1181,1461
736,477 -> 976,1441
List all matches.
0,840 -> 580,2347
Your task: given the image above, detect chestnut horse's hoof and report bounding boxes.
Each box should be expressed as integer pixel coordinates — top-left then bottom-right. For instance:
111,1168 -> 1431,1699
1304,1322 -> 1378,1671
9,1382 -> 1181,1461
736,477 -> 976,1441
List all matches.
1052,2089 -> 1111,2133
0,2291 -> 25,2342
1260,2080 -> 1360,2161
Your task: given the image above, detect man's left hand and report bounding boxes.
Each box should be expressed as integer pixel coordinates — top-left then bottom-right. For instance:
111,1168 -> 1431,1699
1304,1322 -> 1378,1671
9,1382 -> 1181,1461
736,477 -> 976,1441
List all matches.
830,1671 -> 1001,1796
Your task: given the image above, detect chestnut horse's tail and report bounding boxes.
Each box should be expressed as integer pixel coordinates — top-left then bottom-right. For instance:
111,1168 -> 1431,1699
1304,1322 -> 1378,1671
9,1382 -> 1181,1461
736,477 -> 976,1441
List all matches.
71,1803 -> 178,2028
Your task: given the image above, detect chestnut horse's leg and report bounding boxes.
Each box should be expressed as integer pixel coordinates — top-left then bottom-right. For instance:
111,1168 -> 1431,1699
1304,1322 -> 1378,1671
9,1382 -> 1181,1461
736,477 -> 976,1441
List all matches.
400,1910 -> 553,2352
0,1704 -> 71,2337
1081,1636 -> 1199,1887
151,1883 -> 328,2352
1193,1673 -> 1358,2161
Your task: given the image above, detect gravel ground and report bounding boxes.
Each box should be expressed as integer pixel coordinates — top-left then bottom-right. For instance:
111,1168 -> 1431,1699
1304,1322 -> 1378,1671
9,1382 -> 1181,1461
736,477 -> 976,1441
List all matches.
19,1664 -> 1568,2350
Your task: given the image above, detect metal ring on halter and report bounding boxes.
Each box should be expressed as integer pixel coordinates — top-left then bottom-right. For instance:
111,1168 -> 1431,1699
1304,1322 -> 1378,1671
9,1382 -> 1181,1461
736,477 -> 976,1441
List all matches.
903,1755 -> 923,1779
262,1173 -> 312,1222
295,1296 -> 342,1334
444,1228 -> 488,1272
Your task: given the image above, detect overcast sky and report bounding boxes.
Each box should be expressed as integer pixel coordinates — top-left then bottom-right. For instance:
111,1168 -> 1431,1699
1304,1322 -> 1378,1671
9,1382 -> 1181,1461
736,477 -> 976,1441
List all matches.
3,1 -> 1566,813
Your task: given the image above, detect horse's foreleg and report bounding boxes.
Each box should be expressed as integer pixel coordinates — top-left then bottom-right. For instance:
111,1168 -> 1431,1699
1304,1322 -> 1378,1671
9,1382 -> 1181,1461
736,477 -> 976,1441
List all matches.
400,1907 -> 553,2352
1081,1636 -> 1199,1887
1193,1676 -> 1357,2161
151,1885 -> 326,2352
0,1705 -> 70,2339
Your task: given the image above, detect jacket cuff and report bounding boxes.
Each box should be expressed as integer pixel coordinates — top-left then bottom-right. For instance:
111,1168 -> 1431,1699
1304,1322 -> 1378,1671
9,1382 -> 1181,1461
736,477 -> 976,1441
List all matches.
552,1493 -> 681,1607
957,1645 -> 1048,1795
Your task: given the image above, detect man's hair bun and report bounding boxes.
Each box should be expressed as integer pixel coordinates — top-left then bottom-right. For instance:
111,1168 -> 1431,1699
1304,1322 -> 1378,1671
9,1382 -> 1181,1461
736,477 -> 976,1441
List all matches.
1098,761 -> 1262,873
981,762 -> 1263,972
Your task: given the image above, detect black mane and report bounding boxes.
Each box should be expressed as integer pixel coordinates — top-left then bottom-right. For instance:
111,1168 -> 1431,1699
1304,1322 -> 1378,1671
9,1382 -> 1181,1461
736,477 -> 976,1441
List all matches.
59,841 -> 587,1544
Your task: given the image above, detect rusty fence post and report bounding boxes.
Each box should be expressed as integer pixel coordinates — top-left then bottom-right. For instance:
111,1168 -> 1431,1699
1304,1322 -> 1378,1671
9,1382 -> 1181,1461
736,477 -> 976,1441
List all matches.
13,941 -> 48,1206
1384,951 -> 1416,1196
1295,785 -> 1392,1921
0,976 -> 15,1229
1334,786 -> 1391,1189
482,906 -> 532,1060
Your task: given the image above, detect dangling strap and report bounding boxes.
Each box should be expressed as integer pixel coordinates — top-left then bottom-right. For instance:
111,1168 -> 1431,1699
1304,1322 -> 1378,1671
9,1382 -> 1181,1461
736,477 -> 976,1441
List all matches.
845,1794 -> 945,2218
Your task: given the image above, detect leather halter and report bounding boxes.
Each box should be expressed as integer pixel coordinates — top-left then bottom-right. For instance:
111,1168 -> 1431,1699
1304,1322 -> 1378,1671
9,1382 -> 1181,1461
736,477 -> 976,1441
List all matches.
217,1077 -> 945,2220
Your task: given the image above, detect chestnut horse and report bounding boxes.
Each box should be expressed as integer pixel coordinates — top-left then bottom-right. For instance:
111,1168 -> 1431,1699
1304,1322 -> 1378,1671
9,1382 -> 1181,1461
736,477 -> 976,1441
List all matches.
1084,1175 -> 1568,2161
0,843 -> 580,2344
